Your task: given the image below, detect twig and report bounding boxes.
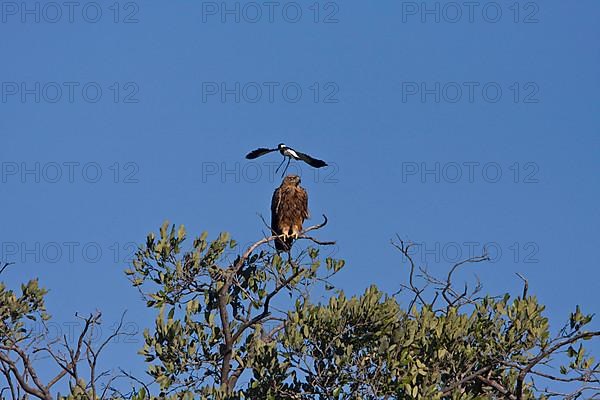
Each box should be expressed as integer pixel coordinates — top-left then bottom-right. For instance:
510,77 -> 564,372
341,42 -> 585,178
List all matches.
516,331 -> 600,400
0,262 -> 14,275
516,273 -> 529,299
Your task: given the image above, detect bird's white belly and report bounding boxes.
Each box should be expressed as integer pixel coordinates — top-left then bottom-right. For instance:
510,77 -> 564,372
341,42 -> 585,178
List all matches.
284,149 -> 299,159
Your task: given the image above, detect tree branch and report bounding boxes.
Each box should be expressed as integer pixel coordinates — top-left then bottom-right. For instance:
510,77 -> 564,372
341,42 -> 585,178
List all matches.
516,330 -> 600,399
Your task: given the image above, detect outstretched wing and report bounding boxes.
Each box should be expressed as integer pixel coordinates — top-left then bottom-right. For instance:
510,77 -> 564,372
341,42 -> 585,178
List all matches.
296,151 -> 327,168
246,147 -> 277,159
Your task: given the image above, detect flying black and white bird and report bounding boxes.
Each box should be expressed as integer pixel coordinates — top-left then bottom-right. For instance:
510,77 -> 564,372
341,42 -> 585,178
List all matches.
245,143 -> 327,176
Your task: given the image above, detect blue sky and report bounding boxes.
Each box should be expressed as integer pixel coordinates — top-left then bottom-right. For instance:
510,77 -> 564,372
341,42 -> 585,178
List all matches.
1,0 -> 599,391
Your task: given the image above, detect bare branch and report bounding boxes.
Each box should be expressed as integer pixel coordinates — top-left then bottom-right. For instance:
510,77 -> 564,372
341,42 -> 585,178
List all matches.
516,273 -> 529,299
516,330 -> 600,400
0,352 -> 49,400
0,262 -> 14,275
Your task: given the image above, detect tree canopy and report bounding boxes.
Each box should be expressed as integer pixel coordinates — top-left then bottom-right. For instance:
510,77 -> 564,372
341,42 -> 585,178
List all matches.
1,222 -> 598,399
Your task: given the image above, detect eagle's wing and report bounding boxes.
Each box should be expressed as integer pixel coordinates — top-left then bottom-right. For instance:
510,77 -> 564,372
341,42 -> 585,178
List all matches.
270,186 -> 282,234
271,186 -> 290,251
295,151 -> 327,168
246,147 -> 277,159
298,186 -> 309,220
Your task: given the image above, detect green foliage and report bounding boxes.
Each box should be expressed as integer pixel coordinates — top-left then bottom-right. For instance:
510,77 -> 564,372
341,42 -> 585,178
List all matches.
127,221 -> 345,398
124,224 -> 598,399
1,225 -> 598,400
256,289 -> 549,399
0,276 -> 49,343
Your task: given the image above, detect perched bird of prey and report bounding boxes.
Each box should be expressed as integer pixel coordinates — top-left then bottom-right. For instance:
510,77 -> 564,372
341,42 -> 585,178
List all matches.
271,175 -> 309,252
246,143 -> 327,176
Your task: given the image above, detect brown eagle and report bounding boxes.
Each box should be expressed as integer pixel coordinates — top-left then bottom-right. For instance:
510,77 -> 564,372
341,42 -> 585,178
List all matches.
271,175 -> 308,252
